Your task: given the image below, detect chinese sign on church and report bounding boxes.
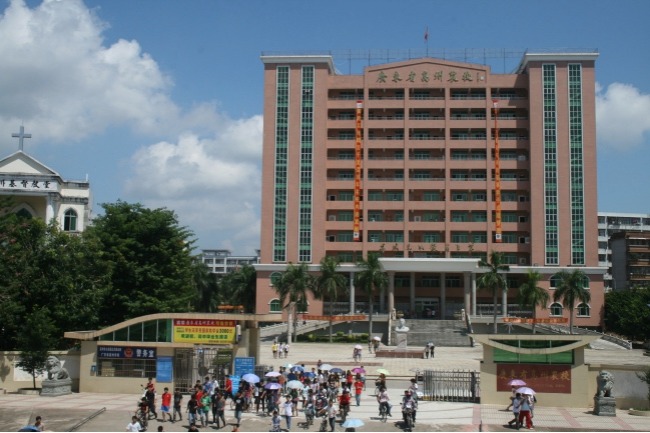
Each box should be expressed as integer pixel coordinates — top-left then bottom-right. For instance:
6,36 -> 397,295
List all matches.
497,364 -> 571,394
0,177 -> 57,192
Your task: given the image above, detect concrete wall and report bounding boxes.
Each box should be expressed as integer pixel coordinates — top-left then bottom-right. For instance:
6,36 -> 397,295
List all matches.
587,364 -> 650,410
0,350 -> 80,393
479,345 -> 592,408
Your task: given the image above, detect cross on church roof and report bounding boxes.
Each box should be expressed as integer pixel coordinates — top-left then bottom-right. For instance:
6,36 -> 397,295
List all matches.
12,126 -> 32,151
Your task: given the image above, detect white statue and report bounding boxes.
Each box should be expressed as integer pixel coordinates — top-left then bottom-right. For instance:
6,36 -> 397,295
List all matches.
394,318 -> 409,350
395,318 -> 410,333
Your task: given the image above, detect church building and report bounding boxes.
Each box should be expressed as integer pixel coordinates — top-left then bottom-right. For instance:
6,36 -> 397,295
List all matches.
0,127 -> 91,232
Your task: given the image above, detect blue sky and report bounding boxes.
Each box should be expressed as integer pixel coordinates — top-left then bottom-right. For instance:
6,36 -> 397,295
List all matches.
1,0 -> 649,254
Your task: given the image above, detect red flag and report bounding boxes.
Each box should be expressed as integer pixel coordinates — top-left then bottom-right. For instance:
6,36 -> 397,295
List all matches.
424,26 -> 429,42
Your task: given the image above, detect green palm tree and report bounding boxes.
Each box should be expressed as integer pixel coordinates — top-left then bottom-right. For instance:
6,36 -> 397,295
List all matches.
477,251 -> 510,334
517,270 -> 550,334
273,262 -> 315,343
354,252 -> 388,340
554,269 -> 591,334
315,256 -> 348,342
227,264 -> 257,313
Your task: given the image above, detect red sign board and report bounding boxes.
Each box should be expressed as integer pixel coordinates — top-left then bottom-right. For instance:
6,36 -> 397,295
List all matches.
503,317 -> 568,324
302,315 -> 367,322
497,364 -> 571,394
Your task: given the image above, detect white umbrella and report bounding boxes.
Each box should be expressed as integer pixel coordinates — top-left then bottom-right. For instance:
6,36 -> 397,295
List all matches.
319,363 -> 333,371
286,380 -> 304,389
354,344 -> 363,349
342,418 -> 364,428
372,336 -> 381,341
265,371 -> 281,377
516,386 -> 536,395
242,373 -> 260,383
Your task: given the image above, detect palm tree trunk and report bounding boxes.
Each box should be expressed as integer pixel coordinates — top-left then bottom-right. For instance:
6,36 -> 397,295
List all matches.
492,291 -> 498,334
569,306 -> 574,334
329,300 -> 334,343
368,294 -> 374,339
532,309 -> 537,334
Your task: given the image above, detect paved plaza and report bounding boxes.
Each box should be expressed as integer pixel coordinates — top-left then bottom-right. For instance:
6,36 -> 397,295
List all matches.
0,342 -> 649,432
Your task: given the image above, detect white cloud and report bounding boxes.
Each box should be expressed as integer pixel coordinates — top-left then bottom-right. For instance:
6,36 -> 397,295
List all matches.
125,115 -> 263,253
0,0 -> 181,142
0,0 -> 263,253
596,82 -> 650,150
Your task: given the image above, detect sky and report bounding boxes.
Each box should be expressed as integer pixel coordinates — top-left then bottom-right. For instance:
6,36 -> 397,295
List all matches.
0,0 -> 649,255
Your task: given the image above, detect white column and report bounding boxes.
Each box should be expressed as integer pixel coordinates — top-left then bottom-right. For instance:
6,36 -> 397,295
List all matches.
409,272 -> 416,314
46,195 -> 55,223
464,272 -> 471,315
471,273 -> 477,316
502,287 -> 508,317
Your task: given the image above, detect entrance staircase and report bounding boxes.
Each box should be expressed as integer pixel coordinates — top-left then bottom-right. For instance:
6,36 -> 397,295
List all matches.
401,319 -> 471,347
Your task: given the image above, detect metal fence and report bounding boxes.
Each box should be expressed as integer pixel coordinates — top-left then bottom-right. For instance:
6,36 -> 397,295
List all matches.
420,369 -> 480,402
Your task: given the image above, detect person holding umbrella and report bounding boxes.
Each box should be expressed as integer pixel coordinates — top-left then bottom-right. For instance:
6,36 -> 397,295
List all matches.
518,391 -> 533,429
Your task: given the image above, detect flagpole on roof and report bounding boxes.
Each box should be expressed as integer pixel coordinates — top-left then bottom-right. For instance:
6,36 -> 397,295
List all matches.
424,26 -> 429,57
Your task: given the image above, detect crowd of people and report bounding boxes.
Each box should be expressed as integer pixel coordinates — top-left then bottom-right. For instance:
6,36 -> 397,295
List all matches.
128,350 -> 425,432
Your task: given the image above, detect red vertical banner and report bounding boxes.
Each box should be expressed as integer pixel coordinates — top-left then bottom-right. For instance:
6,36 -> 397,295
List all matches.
353,101 -> 363,241
493,100 -> 502,243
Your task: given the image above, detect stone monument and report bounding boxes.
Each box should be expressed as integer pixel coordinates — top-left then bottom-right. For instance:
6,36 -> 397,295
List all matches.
41,355 -> 72,397
593,370 -> 616,416
394,318 -> 410,350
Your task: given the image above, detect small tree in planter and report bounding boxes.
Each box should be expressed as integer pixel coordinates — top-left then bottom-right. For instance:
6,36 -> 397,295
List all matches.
16,307 -> 56,390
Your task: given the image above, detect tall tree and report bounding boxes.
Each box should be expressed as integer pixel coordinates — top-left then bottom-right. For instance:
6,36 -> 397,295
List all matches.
0,213 -> 109,349
517,270 -> 550,334
16,307 -> 56,389
354,253 -> 388,340
273,262 -> 315,343
86,201 -> 197,326
315,256 -> 348,342
191,257 -> 219,312
477,251 -> 510,334
225,264 -> 257,313
604,286 -> 650,341
554,269 -> 591,334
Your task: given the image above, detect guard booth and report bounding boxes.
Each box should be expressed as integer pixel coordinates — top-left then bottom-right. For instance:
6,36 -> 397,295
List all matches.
64,312 -> 275,394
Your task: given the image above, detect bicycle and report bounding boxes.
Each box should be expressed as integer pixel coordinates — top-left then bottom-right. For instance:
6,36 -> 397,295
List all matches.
378,403 -> 388,423
403,408 -> 414,432
318,413 -> 329,432
136,408 -> 148,431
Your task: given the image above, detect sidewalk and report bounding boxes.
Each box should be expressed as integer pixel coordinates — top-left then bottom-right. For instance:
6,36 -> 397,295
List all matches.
0,342 -> 648,432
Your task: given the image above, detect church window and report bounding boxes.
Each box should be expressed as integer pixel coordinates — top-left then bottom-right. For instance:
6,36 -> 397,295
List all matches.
64,209 -> 78,231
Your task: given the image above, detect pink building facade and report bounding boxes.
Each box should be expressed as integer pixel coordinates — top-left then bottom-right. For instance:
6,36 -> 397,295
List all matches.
256,51 -> 604,328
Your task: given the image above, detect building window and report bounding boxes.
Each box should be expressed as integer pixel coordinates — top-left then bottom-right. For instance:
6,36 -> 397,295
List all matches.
63,209 -> 78,231
97,358 -> 156,378
550,302 -> 563,316
576,303 -> 590,317
269,299 -> 281,313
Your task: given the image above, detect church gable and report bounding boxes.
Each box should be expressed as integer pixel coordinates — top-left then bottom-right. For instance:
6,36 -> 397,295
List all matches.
0,151 -> 60,177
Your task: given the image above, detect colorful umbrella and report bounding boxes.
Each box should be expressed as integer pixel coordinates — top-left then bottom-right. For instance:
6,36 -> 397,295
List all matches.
352,367 -> 366,374
507,379 -> 527,387
286,380 -> 304,389
330,367 -> 345,374
265,371 -> 281,377
376,368 -> 390,375
242,373 -> 260,383
303,372 -> 316,378
342,418 -> 365,428
319,363 -> 333,371
264,382 -> 282,390
516,387 -> 536,395
291,365 -> 305,373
